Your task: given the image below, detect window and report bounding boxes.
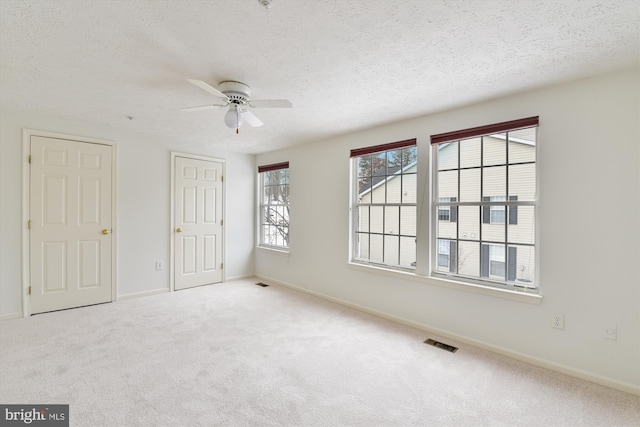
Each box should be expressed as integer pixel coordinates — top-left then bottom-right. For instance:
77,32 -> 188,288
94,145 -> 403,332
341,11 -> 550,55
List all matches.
437,239 -> 457,272
488,244 -> 505,277
438,197 -> 457,222
258,162 -> 290,250
432,117 -> 538,289
351,139 -> 417,269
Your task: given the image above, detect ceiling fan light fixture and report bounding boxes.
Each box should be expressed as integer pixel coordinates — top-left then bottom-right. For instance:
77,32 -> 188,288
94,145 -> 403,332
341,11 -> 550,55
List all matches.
224,105 -> 243,133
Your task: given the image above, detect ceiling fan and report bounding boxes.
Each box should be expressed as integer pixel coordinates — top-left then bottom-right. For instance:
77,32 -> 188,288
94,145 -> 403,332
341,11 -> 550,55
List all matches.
183,79 -> 292,133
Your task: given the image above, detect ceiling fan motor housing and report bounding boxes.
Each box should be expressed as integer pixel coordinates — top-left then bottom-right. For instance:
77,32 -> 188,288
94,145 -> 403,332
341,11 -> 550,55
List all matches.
219,81 -> 251,104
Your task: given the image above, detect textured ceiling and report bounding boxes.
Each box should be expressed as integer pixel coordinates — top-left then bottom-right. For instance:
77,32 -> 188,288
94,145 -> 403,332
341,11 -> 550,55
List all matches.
1,0 -> 638,154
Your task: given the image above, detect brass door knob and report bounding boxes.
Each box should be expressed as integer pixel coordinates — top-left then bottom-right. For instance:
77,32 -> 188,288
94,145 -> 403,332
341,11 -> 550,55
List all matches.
102,229 -> 110,235
176,227 -> 182,233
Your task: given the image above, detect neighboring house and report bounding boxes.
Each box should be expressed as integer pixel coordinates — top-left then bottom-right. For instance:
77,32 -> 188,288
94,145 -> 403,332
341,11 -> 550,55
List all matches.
357,133 -> 535,286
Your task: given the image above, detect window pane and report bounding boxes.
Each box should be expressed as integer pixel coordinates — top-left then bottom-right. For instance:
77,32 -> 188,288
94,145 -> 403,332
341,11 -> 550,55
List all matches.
436,239 -> 450,272
437,213 -> 456,240
482,217 -> 505,242
276,227 -> 288,247
438,170 -> 458,200
508,206 -> 535,245
385,206 -> 400,235
490,205 -> 506,224
357,206 -> 370,233
438,141 -> 458,170
370,206 -> 383,233
459,168 -> 480,202
372,152 -> 386,175
386,176 -> 401,203
399,236 -> 416,268
358,155 -> 373,177
509,244 -> 536,286
458,241 -> 479,277
460,137 -> 481,168
483,134 -> 506,166
401,173 -> 417,203
483,166 -> 506,199
400,206 -> 416,236
489,245 -> 506,279
280,169 -> 289,185
280,184 -> 289,201
508,128 -> 536,164
402,146 -> 417,168
357,233 -> 369,259
509,163 -> 536,201
371,180 -> 386,203
358,178 -> 372,202
384,235 -> 399,265
369,234 -> 384,263
459,206 -> 479,241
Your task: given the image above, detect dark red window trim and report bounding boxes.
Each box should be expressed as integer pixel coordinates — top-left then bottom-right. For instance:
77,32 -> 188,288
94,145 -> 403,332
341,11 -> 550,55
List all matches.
350,138 -> 416,158
258,161 -> 289,173
430,116 -> 539,145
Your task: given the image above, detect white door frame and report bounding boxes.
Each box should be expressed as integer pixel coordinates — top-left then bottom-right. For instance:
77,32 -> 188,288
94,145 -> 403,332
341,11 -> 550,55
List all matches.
21,129 -> 117,317
170,151 -> 226,291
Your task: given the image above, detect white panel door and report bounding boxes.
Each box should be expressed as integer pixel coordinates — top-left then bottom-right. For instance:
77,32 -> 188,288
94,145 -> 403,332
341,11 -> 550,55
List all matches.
174,157 -> 223,290
30,136 -> 113,314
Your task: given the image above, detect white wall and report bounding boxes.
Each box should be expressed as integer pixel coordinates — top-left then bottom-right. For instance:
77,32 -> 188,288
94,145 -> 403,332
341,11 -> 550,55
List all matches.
0,110 -> 255,317
255,68 -> 640,392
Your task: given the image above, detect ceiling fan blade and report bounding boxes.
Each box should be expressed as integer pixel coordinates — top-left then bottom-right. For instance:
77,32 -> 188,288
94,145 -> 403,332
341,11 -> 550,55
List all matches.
186,79 -> 229,100
181,104 -> 226,112
249,99 -> 292,108
241,110 -> 264,127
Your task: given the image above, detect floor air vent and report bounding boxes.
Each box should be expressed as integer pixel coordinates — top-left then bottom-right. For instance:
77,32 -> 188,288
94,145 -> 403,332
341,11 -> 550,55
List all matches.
424,338 -> 458,353
255,282 -> 269,287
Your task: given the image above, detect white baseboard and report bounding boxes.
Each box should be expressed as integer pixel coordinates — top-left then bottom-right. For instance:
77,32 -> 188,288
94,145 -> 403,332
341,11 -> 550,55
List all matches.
256,274 -> 640,396
117,288 -> 169,301
0,312 -> 23,321
225,274 -> 255,282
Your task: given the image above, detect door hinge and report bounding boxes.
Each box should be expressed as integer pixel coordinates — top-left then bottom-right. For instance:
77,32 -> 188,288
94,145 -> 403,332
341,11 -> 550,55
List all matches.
221,176 -> 224,182
28,286 -> 32,295
28,220 -> 32,230
28,155 -> 32,164
220,263 -> 224,269
221,219 -> 224,226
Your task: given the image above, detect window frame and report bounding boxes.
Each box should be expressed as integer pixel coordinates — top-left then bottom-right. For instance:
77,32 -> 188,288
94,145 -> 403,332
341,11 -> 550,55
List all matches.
431,117 -> 539,292
258,162 -> 290,252
345,118 -> 541,304
350,139 -> 417,271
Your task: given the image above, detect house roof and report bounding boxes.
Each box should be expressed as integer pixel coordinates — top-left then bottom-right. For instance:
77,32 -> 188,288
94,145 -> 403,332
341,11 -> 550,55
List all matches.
359,161 -> 416,196
0,1 -> 638,154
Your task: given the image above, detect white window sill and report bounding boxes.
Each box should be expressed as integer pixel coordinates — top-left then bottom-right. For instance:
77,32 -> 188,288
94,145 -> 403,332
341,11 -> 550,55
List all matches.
256,246 -> 290,256
347,262 -> 542,305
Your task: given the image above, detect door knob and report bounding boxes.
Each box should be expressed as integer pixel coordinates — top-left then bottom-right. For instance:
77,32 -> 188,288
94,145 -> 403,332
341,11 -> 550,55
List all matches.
102,229 -> 110,235
176,227 -> 182,233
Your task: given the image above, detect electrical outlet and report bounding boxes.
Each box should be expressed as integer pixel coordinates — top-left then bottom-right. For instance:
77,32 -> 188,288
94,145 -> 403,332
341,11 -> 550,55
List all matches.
155,261 -> 164,271
603,325 -> 617,340
551,313 -> 564,330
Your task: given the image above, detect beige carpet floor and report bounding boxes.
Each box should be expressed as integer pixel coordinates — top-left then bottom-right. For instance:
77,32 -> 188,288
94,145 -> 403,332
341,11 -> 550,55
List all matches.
1,278 -> 638,426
